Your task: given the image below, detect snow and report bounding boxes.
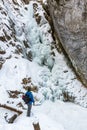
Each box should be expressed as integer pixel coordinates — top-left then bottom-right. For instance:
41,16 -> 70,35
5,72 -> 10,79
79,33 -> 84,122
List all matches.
0,0 -> 87,130
1,100 -> 87,130
36,101 -> 87,130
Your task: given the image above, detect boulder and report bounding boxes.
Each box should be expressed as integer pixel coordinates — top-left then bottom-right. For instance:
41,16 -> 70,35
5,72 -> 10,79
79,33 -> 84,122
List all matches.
47,0 -> 87,87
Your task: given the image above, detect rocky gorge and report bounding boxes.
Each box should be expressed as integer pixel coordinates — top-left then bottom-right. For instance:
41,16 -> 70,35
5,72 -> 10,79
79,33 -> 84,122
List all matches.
0,0 -> 87,109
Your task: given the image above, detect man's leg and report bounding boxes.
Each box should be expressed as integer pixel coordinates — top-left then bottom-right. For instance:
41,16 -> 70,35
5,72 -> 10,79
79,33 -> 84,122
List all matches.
27,104 -> 32,117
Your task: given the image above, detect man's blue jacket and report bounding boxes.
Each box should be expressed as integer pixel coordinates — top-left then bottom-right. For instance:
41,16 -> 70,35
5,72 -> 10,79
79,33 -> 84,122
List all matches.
25,91 -> 34,105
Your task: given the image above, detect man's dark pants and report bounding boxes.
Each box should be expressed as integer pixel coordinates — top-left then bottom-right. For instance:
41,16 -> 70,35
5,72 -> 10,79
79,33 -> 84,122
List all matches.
27,104 -> 32,117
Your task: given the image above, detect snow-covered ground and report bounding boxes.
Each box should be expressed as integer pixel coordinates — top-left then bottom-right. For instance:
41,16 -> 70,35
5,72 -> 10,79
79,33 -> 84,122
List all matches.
0,0 -> 87,130
1,100 -> 87,130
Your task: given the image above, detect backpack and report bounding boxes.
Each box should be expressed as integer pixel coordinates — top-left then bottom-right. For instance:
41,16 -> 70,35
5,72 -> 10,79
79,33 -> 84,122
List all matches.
22,94 -> 30,104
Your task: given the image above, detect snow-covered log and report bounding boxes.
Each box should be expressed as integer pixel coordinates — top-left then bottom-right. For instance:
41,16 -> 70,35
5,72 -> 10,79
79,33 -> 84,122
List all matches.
8,114 -> 18,123
33,122 -> 41,130
0,104 -> 23,115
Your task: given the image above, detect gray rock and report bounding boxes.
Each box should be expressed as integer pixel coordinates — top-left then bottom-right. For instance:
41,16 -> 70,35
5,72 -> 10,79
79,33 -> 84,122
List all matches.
47,0 -> 87,87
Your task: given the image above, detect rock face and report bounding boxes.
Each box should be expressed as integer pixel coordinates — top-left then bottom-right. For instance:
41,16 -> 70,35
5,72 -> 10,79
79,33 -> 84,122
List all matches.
47,0 -> 87,87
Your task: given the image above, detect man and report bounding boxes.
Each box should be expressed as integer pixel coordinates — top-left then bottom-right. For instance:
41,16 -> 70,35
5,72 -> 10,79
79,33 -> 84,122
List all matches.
25,87 -> 35,117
